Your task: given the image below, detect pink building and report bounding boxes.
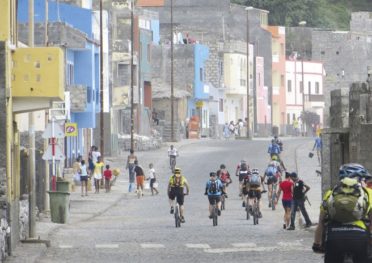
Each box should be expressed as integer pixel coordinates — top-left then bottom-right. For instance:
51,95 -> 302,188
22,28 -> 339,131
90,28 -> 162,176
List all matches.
255,56 -> 271,135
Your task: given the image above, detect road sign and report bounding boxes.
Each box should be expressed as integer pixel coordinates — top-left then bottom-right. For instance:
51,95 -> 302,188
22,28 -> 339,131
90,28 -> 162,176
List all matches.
65,122 -> 77,137
42,144 -> 65,161
196,101 -> 203,108
42,122 -> 65,139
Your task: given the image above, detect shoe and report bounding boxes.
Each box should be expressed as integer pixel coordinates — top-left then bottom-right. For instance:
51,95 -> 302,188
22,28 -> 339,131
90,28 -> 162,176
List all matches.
268,202 -> 271,208
209,215 -> 213,219
283,224 -> 287,229
217,210 -> 221,216
181,217 -> 185,223
287,226 -> 295,230
258,212 -> 262,218
242,201 -> 246,207
305,222 -> 317,228
170,207 -> 174,214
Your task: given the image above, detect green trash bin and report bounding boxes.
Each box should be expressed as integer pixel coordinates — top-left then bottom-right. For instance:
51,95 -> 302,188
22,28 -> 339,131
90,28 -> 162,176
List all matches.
56,181 -> 70,192
48,191 -> 70,224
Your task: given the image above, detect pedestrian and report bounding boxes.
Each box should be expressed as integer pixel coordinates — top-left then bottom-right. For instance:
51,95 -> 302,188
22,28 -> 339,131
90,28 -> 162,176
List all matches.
147,163 -> 159,195
223,123 -> 230,139
80,159 -> 88,196
93,156 -> 104,194
276,172 -> 293,229
104,164 -> 112,193
72,156 -> 82,185
126,149 -> 137,193
88,146 -> 95,175
134,160 -> 145,196
92,146 -> 101,164
287,172 -> 313,230
228,121 -> 235,136
312,134 -> 322,165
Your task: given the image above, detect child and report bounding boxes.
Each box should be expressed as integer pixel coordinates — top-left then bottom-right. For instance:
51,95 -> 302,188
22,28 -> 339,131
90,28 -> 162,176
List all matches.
147,163 -> 159,195
80,160 -> 88,196
104,164 -> 112,193
93,156 -> 104,193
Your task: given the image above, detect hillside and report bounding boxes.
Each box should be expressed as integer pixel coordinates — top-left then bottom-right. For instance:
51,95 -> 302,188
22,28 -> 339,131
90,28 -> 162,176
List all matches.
232,0 -> 372,30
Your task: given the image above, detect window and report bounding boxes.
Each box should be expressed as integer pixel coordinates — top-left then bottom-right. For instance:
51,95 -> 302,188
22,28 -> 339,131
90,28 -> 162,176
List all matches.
258,73 -> 261,86
281,43 -> 284,55
67,63 -> 74,86
147,44 -> 151,62
287,80 -> 292,92
240,79 -> 246,86
308,81 -> 311,94
200,68 -> 203,81
117,63 -> 130,86
315,82 -> 320,94
300,81 -> 303,93
219,98 -> 223,112
218,60 -> 224,76
292,113 -> 296,121
321,51 -> 325,55
87,86 -> 92,103
281,75 -> 285,87
287,113 -> 290,124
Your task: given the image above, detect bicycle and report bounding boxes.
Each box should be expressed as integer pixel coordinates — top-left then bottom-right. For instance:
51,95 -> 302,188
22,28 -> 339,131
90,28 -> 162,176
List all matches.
211,199 -> 218,226
271,182 -> 278,210
251,192 -> 260,225
174,202 -> 181,228
170,157 -> 176,173
221,194 -> 225,211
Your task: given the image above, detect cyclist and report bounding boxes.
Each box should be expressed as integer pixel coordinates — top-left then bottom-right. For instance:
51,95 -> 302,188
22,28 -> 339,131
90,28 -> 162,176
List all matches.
246,168 -> 264,218
312,163 -> 372,262
204,172 -> 225,218
217,164 -> 232,189
236,160 -> 250,197
168,167 -> 190,223
167,145 -> 178,169
263,160 -> 281,208
273,135 -> 283,152
268,139 -> 281,159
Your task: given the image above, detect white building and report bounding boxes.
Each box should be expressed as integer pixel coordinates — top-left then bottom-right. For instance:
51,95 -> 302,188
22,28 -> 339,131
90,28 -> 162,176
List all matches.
285,60 -> 325,129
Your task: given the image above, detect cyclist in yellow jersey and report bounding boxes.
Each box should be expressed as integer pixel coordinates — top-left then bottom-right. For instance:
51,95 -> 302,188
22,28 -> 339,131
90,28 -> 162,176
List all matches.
313,163 -> 372,263
168,168 -> 190,223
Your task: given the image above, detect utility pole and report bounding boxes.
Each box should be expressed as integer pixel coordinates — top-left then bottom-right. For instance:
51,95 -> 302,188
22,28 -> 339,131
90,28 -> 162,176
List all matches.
245,7 -> 253,139
99,0 -> 104,159
28,0 -> 36,239
299,21 -> 306,136
170,0 -> 175,142
130,0 -> 135,150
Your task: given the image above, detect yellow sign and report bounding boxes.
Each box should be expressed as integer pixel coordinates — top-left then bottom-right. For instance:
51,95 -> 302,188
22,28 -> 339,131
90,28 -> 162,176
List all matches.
65,123 -> 78,137
196,101 -> 203,108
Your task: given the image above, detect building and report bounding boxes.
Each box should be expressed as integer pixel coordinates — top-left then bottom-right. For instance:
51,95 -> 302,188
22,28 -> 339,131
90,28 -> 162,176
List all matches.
268,26 -> 286,135
285,60 -> 325,134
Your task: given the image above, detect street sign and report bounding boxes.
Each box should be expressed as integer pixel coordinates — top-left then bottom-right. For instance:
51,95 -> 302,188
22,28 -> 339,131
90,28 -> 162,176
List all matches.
196,101 -> 203,108
65,122 -> 77,137
42,144 -> 65,161
42,122 -> 65,139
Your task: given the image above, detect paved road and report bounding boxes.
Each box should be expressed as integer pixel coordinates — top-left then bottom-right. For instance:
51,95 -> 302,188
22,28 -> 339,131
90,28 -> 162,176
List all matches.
8,138 -> 323,263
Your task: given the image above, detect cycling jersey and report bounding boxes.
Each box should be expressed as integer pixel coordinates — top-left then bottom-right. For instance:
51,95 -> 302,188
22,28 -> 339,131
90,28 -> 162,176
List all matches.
169,175 -> 188,188
206,179 -> 224,196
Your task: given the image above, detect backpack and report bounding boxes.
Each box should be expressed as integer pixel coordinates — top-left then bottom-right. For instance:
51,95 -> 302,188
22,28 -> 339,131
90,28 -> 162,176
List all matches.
266,166 -> 277,177
209,180 -> 218,194
327,179 -> 368,223
293,180 -> 305,200
249,173 -> 261,187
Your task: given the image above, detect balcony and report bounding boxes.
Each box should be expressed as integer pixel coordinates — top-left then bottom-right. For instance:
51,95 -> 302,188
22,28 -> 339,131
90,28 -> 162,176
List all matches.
66,85 -> 88,112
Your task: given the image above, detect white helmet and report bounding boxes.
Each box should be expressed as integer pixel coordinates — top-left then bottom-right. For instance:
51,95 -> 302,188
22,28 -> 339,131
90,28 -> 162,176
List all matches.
252,168 -> 259,174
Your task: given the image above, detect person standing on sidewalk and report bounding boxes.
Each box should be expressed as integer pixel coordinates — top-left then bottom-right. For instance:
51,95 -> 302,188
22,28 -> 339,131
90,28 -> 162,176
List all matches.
276,172 -> 294,229
126,149 -> 138,193
80,159 -> 89,196
287,172 -> 313,230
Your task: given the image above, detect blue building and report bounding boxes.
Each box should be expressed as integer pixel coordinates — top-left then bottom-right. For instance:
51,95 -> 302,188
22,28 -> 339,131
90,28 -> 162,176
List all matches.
18,0 -> 101,162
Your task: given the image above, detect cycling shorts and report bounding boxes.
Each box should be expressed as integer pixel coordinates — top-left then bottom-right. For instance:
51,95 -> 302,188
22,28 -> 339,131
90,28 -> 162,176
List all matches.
208,195 -> 221,205
248,189 -> 261,199
267,176 -> 278,185
168,187 -> 184,205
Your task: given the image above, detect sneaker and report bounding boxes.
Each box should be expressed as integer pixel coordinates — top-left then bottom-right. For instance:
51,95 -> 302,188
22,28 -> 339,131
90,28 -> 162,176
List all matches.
305,222 -> 317,228
258,212 -> 262,218
287,226 -> 295,230
209,215 -> 213,219
170,207 -> 174,214
181,217 -> 185,223
217,210 -> 221,216
268,202 -> 272,208
283,224 -> 287,229
242,201 -> 246,207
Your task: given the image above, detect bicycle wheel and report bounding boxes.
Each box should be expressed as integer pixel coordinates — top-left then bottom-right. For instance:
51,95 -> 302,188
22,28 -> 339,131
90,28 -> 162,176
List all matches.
271,186 -> 276,211
221,196 -> 225,211
174,205 -> 181,228
213,206 -> 218,226
253,203 -> 259,225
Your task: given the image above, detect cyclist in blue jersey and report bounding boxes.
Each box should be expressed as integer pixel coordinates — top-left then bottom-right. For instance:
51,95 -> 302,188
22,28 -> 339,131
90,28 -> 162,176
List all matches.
268,139 -> 281,159
205,172 -> 226,218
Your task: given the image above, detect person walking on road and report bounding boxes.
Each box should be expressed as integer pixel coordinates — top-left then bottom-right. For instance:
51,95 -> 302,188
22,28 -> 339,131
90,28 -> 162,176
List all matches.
276,172 -> 294,229
312,135 -> 322,165
147,163 -> 159,195
287,172 -> 313,230
104,164 -> 112,193
126,149 -> 138,193
134,160 -> 145,196
93,156 -> 104,194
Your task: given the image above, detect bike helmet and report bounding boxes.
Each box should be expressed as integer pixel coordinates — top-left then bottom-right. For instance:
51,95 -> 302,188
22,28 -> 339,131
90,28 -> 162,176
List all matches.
220,164 -> 226,169
251,168 -> 259,174
174,167 -> 181,174
271,155 -> 278,161
339,163 -> 370,179
210,172 -> 216,177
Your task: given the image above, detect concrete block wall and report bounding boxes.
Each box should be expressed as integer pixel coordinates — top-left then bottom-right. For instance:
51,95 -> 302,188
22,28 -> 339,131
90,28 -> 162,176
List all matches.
67,85 -> 88,112
329,88 -> 349,128
350,12 -> 372,33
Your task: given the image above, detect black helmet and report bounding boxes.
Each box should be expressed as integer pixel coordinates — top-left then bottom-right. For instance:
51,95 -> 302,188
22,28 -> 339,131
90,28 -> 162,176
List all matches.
220,164 -> 226,169
210,172 -> 216,177
339,163 -> 370,179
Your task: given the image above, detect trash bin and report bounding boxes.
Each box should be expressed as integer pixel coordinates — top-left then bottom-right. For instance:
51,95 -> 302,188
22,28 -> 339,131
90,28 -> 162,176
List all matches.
48,191 -> 70,224
56,181 -> 70,192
